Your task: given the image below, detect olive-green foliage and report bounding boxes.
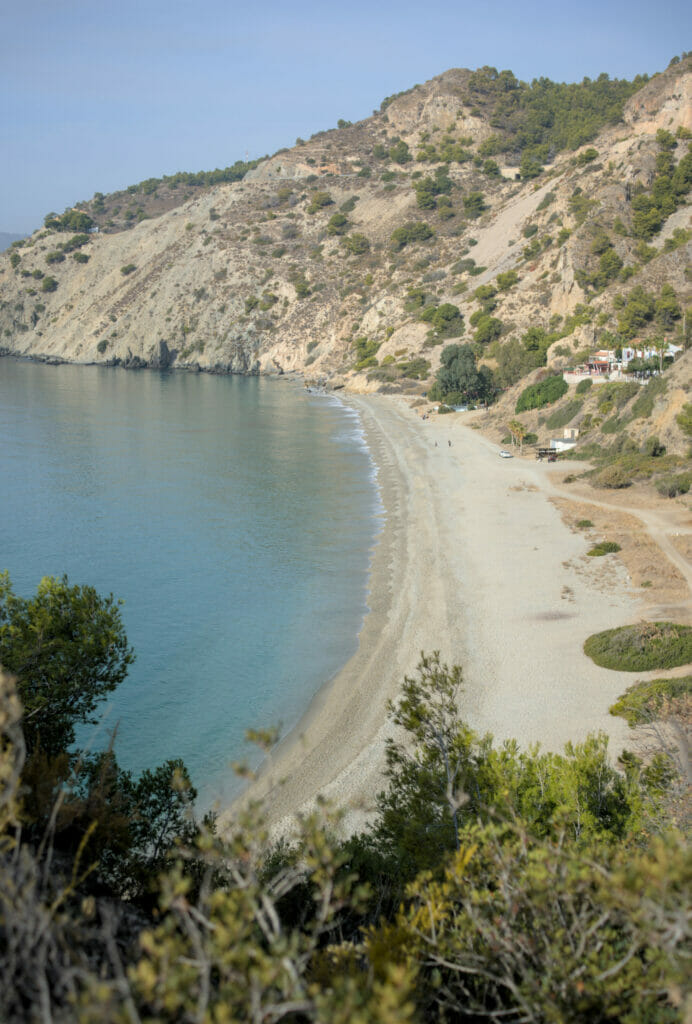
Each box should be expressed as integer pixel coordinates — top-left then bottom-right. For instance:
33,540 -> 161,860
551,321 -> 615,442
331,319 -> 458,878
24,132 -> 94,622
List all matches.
429,345 -> 494,405
587,540 -> 621,556
576,377 -> 593,394
326,212 -> 349,235
515,374 -> 568,412
292,273 -> 310,299
0,572 -> 134,758
414,167 -> 452,210
386,826 -> 687,1024
419,302 -> 464,339
342,232 -> 370,255
45,250 -> 65,264
656,471 -> 691,497
120,263 -> 136,275
536,190 -> 556,211
0,635 -> 688,1024
390,221 -> 434,250
598,380 -> 641,409
389,138 -> 412,164
471,313 -> 502,344
545,397 -> 583,429
676,402 -> 692,436
631,139 -> 692,240
44,210 -> 94,233
306,191 -> 333,214
117,158 -> 261,198
462,192 -> 487,218
584,621 -> 692,671
576,519 -> 594,527
495,269 -> 518,291
72,251 -> 89,264
568,188 -> 598,225
353,336 -> 380,370
40,275 -> 58,293
610,675 -> 691,725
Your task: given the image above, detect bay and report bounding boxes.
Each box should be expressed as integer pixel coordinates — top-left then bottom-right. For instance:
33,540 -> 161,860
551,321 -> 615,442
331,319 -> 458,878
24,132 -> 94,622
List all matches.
0,358 -> 380,807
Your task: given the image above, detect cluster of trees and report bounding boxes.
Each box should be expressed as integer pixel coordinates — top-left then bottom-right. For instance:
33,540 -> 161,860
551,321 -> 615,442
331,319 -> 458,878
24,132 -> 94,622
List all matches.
428,343 -> 495,405
630,133 -> 692,240
414,166 -> 453,211
44,210 -> 95,233
615,283 -> 681,339
464,65 -> 650,170
124,158 -> 263,197
1,600 -> 687,1021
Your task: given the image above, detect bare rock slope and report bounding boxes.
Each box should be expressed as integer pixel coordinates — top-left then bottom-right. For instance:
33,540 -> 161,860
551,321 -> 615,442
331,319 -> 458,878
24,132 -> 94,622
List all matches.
1,59 -> 690,399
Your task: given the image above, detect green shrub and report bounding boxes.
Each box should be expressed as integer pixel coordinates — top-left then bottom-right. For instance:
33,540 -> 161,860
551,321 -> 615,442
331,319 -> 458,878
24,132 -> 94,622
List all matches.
120,264 -> 136,276
584,622 -> 692,671
72,252 -> 90,263
342,233 -> 370,255
353,336 -> 380,371
306,191 -> 333,214
587,541 -> 621,556
576,519 -> 593,528
463,192 -> 487,218
545,398 -> 583,430
96,339 -> 109,354
327,212 -> 349,236
516,375 -> 568,413
575,378 -> 593,394
390,221 -> 434,251
656,472 -> 691,497
45,251 -> 65,264
41,276 -> 58,293
593,463 -> 633,488
496,270 -> 519,291
609,676 -> 691,725
675,402 -> 692,436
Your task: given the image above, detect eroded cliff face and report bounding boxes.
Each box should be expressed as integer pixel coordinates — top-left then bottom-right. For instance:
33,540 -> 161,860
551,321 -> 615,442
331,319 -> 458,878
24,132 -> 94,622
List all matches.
1,61 -> 690,394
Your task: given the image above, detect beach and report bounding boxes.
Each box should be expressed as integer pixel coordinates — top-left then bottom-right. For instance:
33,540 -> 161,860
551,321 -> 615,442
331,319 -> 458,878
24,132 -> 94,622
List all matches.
224,394 -> 688,833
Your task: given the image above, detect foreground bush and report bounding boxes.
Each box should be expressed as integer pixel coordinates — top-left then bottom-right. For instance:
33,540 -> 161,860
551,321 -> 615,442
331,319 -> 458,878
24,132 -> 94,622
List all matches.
610,675 -> 691,725
584,621 -> 692,671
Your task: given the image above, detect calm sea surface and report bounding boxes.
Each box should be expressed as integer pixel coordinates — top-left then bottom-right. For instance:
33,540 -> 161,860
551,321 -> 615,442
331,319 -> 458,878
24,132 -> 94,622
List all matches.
0,359 -> 380,806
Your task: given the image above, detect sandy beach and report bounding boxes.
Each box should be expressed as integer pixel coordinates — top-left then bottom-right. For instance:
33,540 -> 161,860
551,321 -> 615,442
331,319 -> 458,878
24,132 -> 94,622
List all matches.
223,395 -> 690,833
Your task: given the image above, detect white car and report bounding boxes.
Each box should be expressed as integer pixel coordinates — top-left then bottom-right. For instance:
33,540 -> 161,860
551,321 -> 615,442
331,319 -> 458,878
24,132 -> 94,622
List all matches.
499,450 -> 513,458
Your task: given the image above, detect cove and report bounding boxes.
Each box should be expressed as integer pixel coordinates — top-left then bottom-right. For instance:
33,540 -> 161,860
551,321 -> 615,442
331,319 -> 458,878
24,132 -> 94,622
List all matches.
0,358 -> 380,807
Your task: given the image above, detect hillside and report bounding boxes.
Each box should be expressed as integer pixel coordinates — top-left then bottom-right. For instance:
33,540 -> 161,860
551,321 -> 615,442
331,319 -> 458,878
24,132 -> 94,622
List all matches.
1,58 -> 690,434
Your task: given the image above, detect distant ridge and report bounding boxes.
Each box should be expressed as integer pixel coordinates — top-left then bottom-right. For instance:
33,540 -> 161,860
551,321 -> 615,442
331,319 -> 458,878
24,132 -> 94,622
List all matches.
0,232 -> 26,251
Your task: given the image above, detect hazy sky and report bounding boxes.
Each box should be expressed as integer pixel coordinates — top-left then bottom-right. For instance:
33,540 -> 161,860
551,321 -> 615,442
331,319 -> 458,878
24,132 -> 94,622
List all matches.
2,0 -> 690,233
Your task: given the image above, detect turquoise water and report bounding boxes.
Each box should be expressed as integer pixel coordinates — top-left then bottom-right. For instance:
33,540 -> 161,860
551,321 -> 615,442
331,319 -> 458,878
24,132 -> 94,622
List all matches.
0,359 -> 380,806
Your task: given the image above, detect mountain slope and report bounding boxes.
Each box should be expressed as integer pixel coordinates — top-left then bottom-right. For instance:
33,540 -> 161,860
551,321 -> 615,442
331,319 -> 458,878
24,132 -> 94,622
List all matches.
1,59 -> 690,394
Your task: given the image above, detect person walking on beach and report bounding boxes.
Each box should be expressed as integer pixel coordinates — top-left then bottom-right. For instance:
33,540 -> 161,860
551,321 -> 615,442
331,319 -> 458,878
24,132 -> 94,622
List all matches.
448,440 -> 452,447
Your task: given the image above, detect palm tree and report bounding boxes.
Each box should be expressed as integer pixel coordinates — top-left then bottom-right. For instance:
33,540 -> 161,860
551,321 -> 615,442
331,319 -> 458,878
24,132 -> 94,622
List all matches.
508,419 -> 527,453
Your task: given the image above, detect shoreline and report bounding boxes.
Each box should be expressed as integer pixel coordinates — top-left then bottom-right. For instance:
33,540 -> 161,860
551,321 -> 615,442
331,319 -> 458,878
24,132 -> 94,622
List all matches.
222,395 -> 676,835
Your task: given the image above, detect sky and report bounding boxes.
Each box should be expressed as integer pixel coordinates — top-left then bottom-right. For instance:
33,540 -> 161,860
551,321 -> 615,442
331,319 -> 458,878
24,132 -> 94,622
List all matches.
2,0 -> 690,234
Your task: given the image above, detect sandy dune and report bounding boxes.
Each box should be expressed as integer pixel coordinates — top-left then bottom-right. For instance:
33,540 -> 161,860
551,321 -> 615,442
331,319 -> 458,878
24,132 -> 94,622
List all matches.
221,396 -> 690,834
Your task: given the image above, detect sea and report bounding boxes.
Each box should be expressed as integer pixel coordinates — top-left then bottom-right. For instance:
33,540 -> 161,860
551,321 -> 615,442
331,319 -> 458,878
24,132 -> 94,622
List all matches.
0,358 -> 381,807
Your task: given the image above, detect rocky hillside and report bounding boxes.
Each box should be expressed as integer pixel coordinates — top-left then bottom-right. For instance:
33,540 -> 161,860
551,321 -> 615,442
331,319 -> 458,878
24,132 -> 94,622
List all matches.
1,57 -> 690,402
